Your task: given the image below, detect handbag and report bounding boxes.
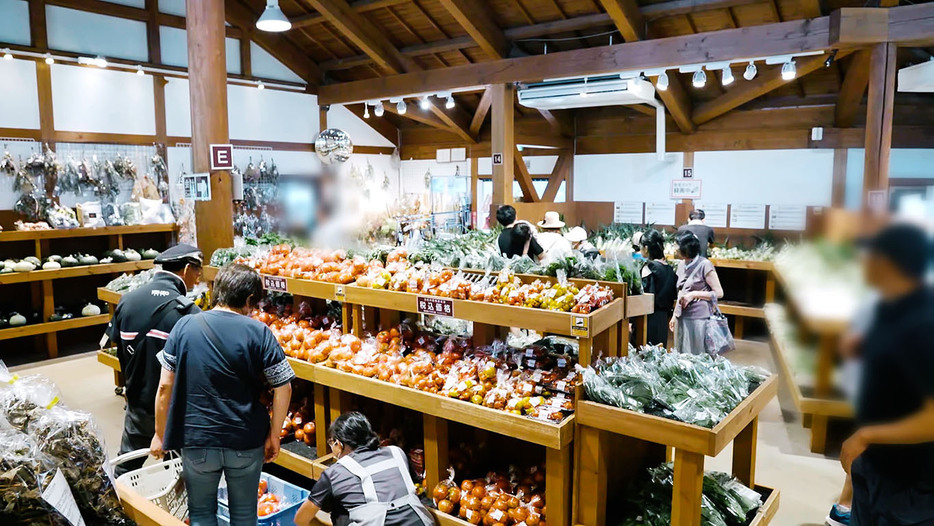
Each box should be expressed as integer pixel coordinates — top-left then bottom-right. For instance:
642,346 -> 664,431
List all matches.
704,296 -> 736,355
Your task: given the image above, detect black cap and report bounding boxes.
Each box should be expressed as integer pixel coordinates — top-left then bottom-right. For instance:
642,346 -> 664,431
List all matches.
154,243 -> 203,266
860,223 -> 932,279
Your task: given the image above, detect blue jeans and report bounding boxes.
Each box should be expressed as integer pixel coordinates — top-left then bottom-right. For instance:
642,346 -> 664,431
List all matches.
182,447 -> 265,526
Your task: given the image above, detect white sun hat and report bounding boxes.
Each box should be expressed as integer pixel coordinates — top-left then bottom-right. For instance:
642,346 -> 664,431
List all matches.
537,211 -> 565,229
564,226 -> 587,242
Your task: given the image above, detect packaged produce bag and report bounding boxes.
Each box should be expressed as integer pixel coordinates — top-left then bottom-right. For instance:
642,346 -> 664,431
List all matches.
75,201 -> 105,228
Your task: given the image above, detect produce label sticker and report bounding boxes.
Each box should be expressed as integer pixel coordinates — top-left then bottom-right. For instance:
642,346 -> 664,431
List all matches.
262,275 -> 288,293
571,315 -> 590,337
42,468 -> 86,526
417,296 -> 454,317
334,285 -> 345,299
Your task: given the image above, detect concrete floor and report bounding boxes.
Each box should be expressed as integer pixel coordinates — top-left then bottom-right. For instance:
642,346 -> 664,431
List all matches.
10,340 -> 845,525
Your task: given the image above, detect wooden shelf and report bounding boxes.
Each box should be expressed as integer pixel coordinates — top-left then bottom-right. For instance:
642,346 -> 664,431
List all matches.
771,266 -> 849,336
719,302 -> 766,319
577,375 -> 777,457
709,259 -> 774,271
767,328 -> 853,419
97,350 -> 120,371
0,224 -> 177,242
98,287 -> 124,305
296,359 -> 573,449
0,261 -> 154,285
0,314 -> 110,341
748,485 -> 781,526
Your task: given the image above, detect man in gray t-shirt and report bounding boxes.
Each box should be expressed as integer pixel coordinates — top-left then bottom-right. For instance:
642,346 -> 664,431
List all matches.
677,209 -> 716,258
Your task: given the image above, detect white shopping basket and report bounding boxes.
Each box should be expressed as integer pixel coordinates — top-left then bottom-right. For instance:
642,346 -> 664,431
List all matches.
112,449 -> 188,520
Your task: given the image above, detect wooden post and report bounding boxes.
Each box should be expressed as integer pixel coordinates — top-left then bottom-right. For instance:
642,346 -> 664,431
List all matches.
491,84 -> 514,206
187,0 -> 234,262
422,415 -> 449,493
351,305 -> 363,337
545,446 -> 572,526
574,426 -> 608,526
470,156 -> 479,228
29,0 -> 54,145
811,333 -> 836,453
314,383 -> 329,456
732,417 -> 758,488
832,149 -> 848,208
678,152 -> 695,225
862,42 -> 896,210
671,449 -> 705,526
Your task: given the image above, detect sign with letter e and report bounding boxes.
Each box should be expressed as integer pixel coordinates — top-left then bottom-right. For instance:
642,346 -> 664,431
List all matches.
210,144 -> 234,171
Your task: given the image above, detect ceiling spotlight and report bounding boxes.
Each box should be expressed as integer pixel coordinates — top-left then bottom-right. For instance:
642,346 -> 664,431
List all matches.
692,69 -> 706,88
256,0 -> 291,32
257,80 -> 265,90
397,100 -> 407,115
44,53 -> 54,65
2,49 -> 12,61
656,71 -> 669,91
364,103 -> 370,119
824,50 -> 838,68
419,95 -> 431,110
374,101 -> 384,117
743,61 -> 757,81
136,65 -> 144,76
721,66 -> 734,86
92,56 -> 107,68
781,60 -> 796,80
445,95 -> 455,109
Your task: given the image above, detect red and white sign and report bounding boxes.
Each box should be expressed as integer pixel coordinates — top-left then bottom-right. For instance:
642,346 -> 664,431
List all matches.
417,296 -> 454,317
210,144 -> 234,171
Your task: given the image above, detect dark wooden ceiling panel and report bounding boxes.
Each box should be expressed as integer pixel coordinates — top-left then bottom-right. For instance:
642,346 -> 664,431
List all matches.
417,0 -> 472,38
487,0 -> 544,26
557,0 -> 603,17
688,10 -> 739,31
729,2 -> 776,26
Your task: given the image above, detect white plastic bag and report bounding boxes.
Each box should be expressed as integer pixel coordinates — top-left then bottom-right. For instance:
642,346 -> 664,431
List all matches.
76,201 -> 105,228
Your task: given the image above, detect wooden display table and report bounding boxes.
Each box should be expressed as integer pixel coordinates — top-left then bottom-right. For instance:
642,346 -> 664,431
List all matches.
574,375 -> 779,526
769,266 -> 850,454
709,258 -> 774,340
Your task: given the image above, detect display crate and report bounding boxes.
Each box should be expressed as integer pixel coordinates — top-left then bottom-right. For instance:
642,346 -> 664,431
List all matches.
709,259 -> 775,340
574,375 -> 778,526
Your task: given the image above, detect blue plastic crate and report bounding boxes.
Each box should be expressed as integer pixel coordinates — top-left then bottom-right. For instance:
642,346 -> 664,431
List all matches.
217,472 -> 309,526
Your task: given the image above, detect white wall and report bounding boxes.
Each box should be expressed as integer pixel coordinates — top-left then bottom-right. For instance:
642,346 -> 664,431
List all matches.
574,152 -> 684,202
0,58 -> 40,129
46,5 -> 149,62
328,105 -> 395,148
158,0 -> 186,17
50,64 -> 156,135
227,85 -> 319,143
160,26 -> 241,74
845,148 -> 934,210
251,43 -> 304,84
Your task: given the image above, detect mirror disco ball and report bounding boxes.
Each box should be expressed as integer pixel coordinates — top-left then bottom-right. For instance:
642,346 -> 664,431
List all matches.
315,128 -> 353,165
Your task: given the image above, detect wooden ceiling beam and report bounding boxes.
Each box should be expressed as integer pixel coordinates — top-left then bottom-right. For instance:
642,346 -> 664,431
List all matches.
225,0 -> 321,85
834,50 -> 871,128
641,0 -> 761,20
537,109 -> 573,137
599,0 -> 645,41
291,0 -> 408,28
514,150 -> 540,202
302,0 -> 414,75
541,153 -> 570,202
692,54 -> 836,125
657,77 -> 696,133
470,87 -> 493,136
427,102 -> 477,143
437,0 -> 509,60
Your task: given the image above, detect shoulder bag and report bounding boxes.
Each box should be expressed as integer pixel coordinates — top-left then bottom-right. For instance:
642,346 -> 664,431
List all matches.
704,293 -> 736,355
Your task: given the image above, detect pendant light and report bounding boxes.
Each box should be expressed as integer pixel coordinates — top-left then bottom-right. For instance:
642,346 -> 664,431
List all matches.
781,60 -> 797,80
656,71 -> 669,91
256,0 -> 291,32
743,61 -> 757,81
692,69 -> 706,88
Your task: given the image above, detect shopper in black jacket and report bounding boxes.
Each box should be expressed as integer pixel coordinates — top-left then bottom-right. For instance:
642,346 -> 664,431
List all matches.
639,230 -> 677,347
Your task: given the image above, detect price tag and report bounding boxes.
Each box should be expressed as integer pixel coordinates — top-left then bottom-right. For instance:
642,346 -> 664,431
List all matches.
526,359 -> 537,368
489,509 -> 505,521
557,358 -> 567,368
556,380 -> 567,392
42,469 -> 86,526
525,349 -> 534,357
262,275 -> 288,293
416,296 -> 454,317
570,315 -> 590,338
335,285 -> 345,299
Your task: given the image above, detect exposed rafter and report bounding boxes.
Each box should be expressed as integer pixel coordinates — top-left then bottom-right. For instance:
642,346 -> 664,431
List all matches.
344,104 -> 399,146
541,153 -> 571,202
437,0 -> 508,60
514,150 -> 540,202
599,0 -> 645,41
291,0 -> 409,28
835,50 -> 871,127
470,88 -> 493,136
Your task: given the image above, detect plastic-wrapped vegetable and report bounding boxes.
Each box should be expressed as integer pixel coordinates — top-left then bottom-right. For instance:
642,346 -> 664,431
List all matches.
0,424 -> 72,526
582,346 -> 769,428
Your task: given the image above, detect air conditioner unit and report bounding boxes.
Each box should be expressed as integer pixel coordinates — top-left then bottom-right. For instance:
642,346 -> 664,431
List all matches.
517,76 -> 657,110
898,59 -> 934,92
517,75 -> 667,160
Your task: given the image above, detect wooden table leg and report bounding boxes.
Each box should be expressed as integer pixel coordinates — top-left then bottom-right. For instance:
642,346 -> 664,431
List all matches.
671,449 -> 705,526
352,305 -> 363,338
574,426 -> 607,526
546,445 -> 572,526
734,316 -> 745,340
363,306 -> 378,332
314,384 -> 329,457
810,415 -> 829,454
422,415 -> 449,493
732,417 -> 758,488
810,334 -> 836,454
765,276 -> 775,303
341,303 -> 353,335
606,324 -> 619,357
579,337 -> 595,367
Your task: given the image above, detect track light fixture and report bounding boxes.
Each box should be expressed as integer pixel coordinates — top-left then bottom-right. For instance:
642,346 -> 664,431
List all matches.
2,49 -> 12,61
781,60 -> 796,80
374,101 -> 384,117
824,49 -> 838,68
743,61 -> 757,81
721,66 -> 734,86
445,95 -> 455,109
136,65 -> 144,75
692,69 -> 706,88
580,77 -> 589,97
397,100 -> 406,114
92,56 -> 107,68
656,71 -> 669,91
45,53 -> 54,65
364,103 -> 370,119
257,81 -> 265,90
419,95 -> 431,110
